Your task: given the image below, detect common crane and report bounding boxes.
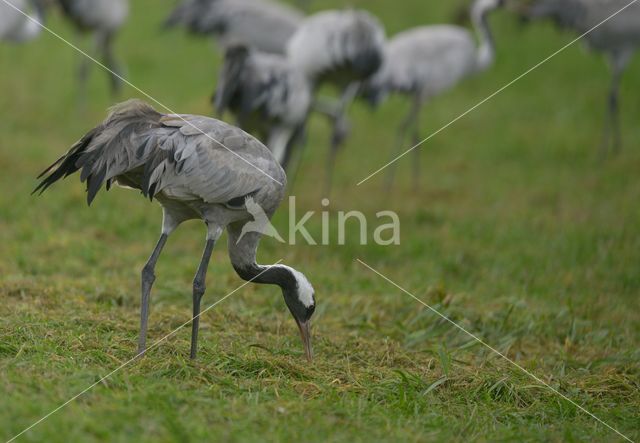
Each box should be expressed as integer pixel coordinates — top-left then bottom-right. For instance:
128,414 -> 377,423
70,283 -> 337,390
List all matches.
286,9 -> 386,193
364,0 -> 504,188
0,0 -> 44,43
34,99 -> 316,361
213,43 -> 312,170
165,0 -> 304,55
55,0 -> 129,100
518,0 -> 640,156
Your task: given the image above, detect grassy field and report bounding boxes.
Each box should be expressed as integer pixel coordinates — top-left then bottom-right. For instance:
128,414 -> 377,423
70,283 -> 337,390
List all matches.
1,0 -> 639,441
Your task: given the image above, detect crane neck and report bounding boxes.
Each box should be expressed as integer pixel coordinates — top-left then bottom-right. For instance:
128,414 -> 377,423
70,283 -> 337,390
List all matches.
233,262 -> 298,291
471,5 -> 496,73
227,229 -> 298,293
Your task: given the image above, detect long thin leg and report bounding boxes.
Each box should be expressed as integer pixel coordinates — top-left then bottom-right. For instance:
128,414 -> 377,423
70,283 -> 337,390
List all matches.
600,50 -> 632,158
386,96 -> 422,191
77,32 -> 91,111
286,126 -> 309,194
324,82 -> 361,196
412,123 -> 422,190
97,30 -> 124,98
138,234 -> 168,355
190,235 -> 217,360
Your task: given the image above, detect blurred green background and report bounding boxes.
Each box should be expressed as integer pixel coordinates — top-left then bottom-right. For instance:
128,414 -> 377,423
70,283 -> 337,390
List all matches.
1,0 -> 639,441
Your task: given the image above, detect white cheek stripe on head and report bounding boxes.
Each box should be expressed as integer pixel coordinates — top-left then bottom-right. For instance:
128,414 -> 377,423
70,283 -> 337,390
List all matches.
279,265 -> 315,308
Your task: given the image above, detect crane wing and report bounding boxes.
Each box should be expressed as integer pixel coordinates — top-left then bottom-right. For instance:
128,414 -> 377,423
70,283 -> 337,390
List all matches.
154,114 -> 285,204
34,100 -> 285,206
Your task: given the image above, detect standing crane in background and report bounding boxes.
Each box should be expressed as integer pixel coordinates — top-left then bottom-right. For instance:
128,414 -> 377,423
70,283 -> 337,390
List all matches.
518,0 -> 640,157
286,9 -> 386,194
363,0 -> 504,189
55,0 -> 129,101
33,99 -> 316,362
0,0 -> 45,43
213,43 -> 313,171
164,0 -> 304,55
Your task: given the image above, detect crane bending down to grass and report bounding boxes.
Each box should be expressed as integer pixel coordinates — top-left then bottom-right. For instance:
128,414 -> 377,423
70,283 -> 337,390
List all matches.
0,0 -> 45,43
363,0 -> 504,189
518,0 -> 640,157
34,99 -> 316,361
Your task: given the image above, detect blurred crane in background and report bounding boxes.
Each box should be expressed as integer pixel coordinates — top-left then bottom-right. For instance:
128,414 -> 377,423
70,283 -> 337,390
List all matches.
165,0 -> 304,55
518,0 -> 640,156
363,0 -> 504,189
0,0 -> 45,43
286,9 -> 386,194
213,43 -> 312,170
55,0 -> 129,101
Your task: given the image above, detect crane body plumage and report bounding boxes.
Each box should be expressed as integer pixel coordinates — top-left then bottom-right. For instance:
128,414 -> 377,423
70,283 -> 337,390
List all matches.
165,0 -> 304,55
0,0 -> 44,43
521,0 -> 640,154
364,0 -> 503,188
57,0 -> 128,32
34,99 -> 316,361
287,9 -> 386,87
214,44 -> 312,168
368,26 -> 478,104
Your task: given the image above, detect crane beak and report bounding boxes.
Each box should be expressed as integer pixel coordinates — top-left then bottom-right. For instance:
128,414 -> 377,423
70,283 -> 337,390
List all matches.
295,319 -> 313,362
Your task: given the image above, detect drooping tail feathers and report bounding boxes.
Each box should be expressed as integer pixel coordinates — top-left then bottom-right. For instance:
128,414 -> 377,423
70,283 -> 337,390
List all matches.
33,99 -> 163,205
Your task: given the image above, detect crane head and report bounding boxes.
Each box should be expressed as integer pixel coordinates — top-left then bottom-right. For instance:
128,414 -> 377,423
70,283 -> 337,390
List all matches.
280,266 -> 316,362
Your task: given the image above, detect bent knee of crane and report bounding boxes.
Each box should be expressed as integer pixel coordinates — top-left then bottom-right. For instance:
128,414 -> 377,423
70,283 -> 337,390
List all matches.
141,265 -> 156,283
193,279 -> 206,296
609,93 -> 619,108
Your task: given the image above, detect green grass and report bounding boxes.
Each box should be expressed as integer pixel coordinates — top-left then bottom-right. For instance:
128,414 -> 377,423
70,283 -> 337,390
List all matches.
1,0 -> 640,441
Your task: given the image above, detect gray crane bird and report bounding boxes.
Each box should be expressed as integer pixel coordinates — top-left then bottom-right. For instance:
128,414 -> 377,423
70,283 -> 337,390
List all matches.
55,0 -> 129,99
0,0 -> 45,43
213,43 -> 312,170
518,0 -> 640,156
364,0 -> 504,189
33,99 -> 316,361
286,9 -> 386,193
164,0 -> 304,55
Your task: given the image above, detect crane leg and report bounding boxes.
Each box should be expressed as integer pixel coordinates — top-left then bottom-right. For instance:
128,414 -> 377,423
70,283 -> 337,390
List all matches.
600,51 -> 631,159
386,97 -> 422,191
285,126 -> 309,194
412,125 -> 422,191
325,137 -> 340,197
97,30 -> 124,98
138,233 -> 169,356
190,226 -> 221,360
325,82 -> 360,196
77,32 -> 91,111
